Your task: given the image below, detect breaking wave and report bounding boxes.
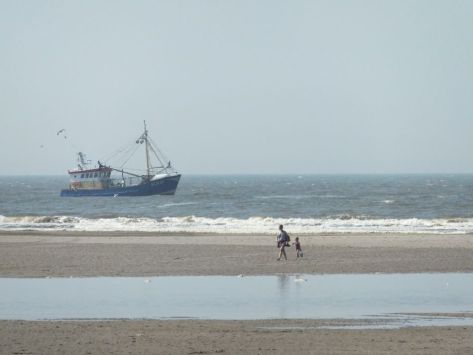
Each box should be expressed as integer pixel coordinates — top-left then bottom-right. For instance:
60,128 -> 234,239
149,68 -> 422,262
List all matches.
1,215 -> 473,234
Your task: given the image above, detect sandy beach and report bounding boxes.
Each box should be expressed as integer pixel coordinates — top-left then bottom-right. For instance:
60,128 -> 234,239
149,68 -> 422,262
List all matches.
2,231 -> 473,277
1,231 -> 473,354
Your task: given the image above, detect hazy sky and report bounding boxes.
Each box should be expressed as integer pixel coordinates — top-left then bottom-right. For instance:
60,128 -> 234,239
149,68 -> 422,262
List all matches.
1,0 -> 472,175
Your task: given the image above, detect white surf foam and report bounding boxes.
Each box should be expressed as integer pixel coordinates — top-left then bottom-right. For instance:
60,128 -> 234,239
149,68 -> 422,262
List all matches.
1,215 -> 473,234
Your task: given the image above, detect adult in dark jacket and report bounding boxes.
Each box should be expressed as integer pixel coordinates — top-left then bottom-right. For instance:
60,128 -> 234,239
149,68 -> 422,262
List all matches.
276,224 -> 290,261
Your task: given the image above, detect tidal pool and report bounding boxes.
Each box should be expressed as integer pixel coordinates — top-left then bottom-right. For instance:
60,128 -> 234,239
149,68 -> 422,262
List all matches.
1,273 -> 473,326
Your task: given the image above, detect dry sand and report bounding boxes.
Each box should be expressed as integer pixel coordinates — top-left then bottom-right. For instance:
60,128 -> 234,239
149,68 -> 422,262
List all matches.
1,231 -> 473,354
1,231 -> 473,277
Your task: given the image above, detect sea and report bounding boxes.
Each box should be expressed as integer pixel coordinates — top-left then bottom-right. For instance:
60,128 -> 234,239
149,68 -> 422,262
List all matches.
1,174 -> 473,234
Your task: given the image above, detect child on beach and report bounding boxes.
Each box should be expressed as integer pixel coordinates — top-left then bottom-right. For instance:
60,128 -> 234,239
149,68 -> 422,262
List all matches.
294,237 -> 303,258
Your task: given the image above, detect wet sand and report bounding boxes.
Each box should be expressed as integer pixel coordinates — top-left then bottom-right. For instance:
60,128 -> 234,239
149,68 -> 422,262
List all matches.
2,319 -> 473,354
1,231 -> 473,354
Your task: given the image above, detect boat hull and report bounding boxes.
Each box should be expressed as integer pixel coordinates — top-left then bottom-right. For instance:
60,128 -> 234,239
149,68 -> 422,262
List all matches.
60,174 -> 181,197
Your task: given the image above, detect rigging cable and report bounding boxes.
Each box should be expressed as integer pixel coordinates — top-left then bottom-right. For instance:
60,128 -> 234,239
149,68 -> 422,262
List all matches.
149,137 -> 170,164
99,140 -> 137,163
118,143 -> 141,169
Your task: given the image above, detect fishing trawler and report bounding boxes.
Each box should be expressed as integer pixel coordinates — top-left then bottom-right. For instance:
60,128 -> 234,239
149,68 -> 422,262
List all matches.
60,122 -> 181,197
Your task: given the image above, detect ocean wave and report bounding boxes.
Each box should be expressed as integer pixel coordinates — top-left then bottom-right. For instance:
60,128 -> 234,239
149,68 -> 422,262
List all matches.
1,215 -> 473,234
383,200 -> 395,204
255,194 -> 344,200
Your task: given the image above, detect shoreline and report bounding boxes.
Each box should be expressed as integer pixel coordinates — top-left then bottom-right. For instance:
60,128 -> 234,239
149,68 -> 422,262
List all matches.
2,231 -> 473,353
4,229 -> 473,237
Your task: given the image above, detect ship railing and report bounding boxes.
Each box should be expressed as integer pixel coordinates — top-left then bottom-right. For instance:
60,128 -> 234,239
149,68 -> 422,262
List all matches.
109,176 -> 145,187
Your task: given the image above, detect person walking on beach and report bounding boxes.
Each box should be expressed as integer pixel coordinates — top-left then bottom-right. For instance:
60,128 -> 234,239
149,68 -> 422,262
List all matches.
294,237 -> 303,258
277,224 -> 290,261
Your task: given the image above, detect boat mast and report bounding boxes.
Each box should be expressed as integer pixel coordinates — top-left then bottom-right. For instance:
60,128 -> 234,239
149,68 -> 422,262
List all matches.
143,120 -> 151,177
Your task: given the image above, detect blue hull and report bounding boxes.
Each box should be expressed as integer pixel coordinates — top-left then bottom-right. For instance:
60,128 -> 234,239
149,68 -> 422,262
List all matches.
61,175 -> 181,197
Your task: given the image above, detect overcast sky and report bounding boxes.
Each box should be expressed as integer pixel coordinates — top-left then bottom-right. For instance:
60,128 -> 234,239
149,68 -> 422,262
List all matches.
1,0 -> 472,175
